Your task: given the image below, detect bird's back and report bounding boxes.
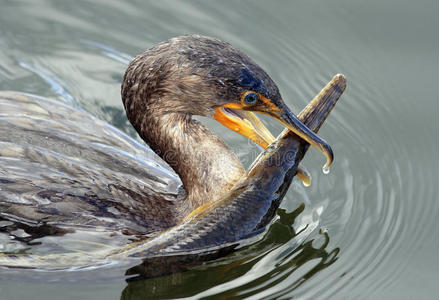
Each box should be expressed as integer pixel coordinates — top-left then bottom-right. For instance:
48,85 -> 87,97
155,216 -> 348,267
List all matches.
0,92 -> 184,246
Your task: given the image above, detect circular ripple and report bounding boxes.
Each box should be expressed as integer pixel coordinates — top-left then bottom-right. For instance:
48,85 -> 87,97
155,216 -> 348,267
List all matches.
1,2 -> 438,299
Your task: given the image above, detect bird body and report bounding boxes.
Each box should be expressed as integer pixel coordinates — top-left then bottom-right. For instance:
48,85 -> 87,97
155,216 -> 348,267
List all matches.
0,35 -> 345,272
0,92 -> 183,237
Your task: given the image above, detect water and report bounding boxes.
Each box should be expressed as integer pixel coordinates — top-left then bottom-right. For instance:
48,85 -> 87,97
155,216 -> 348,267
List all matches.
1,0 -> 438,299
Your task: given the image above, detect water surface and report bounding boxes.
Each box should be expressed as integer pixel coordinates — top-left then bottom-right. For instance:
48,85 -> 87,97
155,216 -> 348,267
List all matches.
1,0 -> 438,299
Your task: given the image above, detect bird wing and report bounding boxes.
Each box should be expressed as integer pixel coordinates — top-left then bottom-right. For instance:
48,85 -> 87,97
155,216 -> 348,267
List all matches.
0,92 -> 184,239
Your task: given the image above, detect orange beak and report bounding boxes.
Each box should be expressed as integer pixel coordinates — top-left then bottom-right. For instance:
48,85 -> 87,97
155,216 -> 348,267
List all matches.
213,103 -> 312,185
213,103 -> 275,149
214,95 -> 333,173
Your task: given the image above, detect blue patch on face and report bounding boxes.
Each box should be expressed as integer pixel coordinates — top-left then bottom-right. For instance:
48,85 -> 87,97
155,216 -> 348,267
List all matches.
238,69 -> 267,95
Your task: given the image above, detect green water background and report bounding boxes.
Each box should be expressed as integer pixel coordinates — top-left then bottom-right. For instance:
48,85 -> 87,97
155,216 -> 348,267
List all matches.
0,0 -> 438,299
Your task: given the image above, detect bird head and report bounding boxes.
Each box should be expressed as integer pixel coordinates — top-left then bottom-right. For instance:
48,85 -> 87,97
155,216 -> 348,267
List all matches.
122,35 -> 333,171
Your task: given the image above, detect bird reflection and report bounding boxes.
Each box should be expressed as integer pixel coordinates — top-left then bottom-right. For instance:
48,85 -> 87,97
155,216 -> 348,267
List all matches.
121,204 -> 339,299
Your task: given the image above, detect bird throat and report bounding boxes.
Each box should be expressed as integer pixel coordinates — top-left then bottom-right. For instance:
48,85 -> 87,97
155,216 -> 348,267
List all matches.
132,110 -> 245,214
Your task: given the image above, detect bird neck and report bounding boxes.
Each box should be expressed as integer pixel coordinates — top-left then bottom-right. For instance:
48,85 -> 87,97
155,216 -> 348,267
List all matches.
127,105 -> 245,213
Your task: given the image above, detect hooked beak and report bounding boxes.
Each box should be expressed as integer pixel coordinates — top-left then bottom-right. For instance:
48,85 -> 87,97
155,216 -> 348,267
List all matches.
214,96 -> 334,172
264,104 -> 333,172
213,102 -> 319,183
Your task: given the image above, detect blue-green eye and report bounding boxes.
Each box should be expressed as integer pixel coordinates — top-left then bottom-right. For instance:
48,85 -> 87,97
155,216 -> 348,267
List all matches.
244,92 -> 258,105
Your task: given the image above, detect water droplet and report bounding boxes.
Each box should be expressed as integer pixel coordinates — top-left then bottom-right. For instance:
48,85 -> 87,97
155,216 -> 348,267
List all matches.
322,166 -> 330,174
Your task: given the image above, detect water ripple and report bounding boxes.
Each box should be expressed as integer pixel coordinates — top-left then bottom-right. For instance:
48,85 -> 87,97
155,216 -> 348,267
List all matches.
17,61 -> 76,105
0,1 -> 438,299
